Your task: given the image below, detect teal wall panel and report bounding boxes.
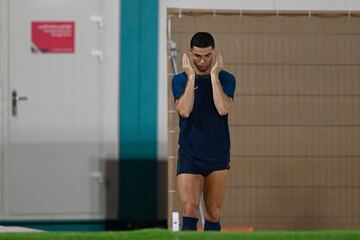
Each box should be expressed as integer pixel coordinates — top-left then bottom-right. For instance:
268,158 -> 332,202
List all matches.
119,0 -> 159,221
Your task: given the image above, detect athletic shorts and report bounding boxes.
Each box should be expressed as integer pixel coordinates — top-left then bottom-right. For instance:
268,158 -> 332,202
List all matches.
176,148 -> 230,177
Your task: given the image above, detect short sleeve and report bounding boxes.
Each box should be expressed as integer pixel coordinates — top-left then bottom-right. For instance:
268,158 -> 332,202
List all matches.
219,71 -> 236,99
172,72 -> 187,101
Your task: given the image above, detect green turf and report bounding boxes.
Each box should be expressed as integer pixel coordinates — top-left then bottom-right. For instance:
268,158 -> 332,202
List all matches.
1,229 -> 360,240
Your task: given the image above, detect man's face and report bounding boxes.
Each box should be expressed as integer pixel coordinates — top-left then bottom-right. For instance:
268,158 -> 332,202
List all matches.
190,46 -> 214,73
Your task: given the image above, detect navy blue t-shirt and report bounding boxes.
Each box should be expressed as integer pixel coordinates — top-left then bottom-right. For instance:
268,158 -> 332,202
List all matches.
172,70 -> 236,162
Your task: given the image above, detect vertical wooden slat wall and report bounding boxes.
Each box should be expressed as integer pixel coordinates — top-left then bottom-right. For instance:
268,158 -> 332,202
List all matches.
168,12 -> 360,230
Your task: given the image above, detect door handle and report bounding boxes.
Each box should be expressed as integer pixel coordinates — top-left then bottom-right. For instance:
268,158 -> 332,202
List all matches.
90,172 -> 104,183
12,90 -> 28,117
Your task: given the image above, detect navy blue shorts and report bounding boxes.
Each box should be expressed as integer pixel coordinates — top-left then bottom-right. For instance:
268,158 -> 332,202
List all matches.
176,148 -> 230,177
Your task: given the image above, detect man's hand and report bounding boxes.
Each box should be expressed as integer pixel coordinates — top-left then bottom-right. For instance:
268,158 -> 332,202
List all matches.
211,51 -> 223,76
182,53 -> 195,78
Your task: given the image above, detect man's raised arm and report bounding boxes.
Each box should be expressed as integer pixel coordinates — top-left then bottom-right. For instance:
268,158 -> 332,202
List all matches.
176,53 -> 196,118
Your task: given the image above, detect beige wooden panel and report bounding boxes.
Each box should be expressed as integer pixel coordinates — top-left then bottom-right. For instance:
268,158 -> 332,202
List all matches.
173,23 -> 360,64
228,157 -> 360,187
232,65 -> 360,95
171,14 -> 360,34
231,126 -> 360,156
230,96 -> 360,126
168,130 -> 178,156
169,13 -> 360,230
221,218 -> 360,230
168,111 -> 178,128
222,188 -> 360,219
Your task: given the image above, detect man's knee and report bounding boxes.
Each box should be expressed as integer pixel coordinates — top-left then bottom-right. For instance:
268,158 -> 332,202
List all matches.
183,202 -> 199,218
206,205 -> 221,222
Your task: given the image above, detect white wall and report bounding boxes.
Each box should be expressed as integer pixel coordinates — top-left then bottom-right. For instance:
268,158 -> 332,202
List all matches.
157,0 -> 360,160
101,0 -> 119,160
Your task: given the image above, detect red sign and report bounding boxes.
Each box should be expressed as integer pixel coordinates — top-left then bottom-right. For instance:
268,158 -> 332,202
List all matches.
31,21 -> 75,53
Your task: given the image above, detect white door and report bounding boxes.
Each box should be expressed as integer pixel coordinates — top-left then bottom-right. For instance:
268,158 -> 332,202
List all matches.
2,0 -> 104,219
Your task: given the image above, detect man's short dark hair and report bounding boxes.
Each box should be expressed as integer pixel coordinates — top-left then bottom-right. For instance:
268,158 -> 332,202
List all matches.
190,32 -> 215,49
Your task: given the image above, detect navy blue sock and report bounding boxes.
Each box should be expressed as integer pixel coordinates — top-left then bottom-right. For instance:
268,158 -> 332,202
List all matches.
182,216 -> 198,231
204,219 -> 221,231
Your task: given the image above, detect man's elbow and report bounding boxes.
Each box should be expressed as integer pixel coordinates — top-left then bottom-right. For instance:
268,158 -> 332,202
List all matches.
176,101 -> 191,118
218,109 -> 229,116
217,104 -> 233,116
176,106 -> 191,118
179,110 -> 190,118
218,99 -> 234,116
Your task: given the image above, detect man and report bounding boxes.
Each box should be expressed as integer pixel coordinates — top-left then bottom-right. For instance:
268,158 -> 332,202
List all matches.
172,32 -> 236,231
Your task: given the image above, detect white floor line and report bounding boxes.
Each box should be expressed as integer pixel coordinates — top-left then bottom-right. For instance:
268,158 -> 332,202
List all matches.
0,226 -> 45,232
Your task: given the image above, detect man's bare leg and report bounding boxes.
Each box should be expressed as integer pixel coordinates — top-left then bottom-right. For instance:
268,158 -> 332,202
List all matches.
203,169 -> 228,231
177,173 -> 204,230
